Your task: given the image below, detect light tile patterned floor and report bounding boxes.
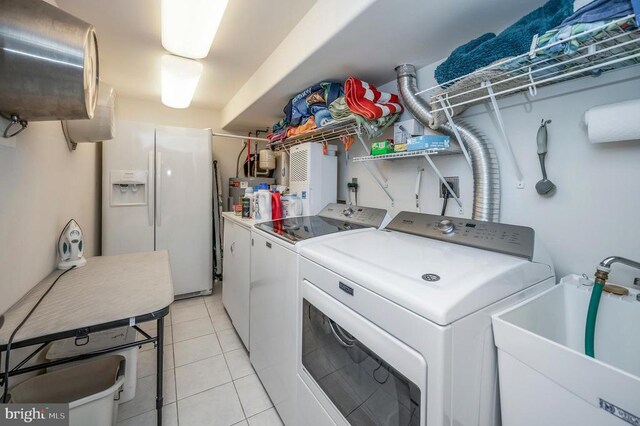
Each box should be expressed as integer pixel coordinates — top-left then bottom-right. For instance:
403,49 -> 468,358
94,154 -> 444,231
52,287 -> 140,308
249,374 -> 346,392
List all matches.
117,282 -> 283,426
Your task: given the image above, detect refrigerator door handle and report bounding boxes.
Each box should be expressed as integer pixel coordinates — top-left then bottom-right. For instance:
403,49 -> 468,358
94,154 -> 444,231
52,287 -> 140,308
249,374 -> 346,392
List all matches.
148,151 -> 154,227
156,151 -> 162,226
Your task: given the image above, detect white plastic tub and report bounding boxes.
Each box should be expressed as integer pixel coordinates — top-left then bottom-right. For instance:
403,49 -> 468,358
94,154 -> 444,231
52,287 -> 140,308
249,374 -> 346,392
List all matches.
46,327 -> 137,403
9,355 -> 125,426
492,274 -> 640,426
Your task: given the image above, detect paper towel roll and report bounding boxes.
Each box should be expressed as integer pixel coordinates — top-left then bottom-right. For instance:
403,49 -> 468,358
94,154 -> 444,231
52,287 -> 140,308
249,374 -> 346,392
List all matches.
584,99 -> 640,144
63,82 -> 116,143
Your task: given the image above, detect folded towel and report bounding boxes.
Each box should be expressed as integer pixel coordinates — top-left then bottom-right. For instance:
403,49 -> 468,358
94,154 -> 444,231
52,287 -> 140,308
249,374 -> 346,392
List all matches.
328,96 -> 354,121
561,0 -> 638,26
537,15 -> 637,55
314,108 -> 334,127
267,128 -> 286,143
354,113 -> 400,139
328,97 -> 400,138
573,0 -> 594,11
271,118 -> 287,133
434,0 -> 574,85
283,82 -> 343,127
286,116 -> 317,138
344,77 -> 403,120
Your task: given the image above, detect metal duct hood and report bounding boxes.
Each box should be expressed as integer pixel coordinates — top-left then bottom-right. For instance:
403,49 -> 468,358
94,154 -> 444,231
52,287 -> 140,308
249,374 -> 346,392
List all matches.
396,64 -> 500,222
0,0 -> 99,125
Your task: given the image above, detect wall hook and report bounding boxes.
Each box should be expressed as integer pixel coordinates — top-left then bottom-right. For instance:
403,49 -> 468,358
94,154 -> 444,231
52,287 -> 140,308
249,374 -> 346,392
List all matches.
2,113 -> 28,138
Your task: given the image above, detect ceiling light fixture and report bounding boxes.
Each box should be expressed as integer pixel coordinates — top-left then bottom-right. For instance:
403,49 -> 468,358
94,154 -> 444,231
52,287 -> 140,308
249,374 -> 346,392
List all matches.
161,0 -> 229,59
161,54 -> 203,109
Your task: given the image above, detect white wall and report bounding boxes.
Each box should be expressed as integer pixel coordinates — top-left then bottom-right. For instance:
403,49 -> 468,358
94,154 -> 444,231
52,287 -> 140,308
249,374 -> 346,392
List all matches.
339,66 -> 640,286
0,121 -> 100,314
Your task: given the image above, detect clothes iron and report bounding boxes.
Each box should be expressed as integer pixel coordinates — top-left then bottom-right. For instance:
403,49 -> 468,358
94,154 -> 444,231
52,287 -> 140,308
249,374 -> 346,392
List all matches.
57,219 -> 87,270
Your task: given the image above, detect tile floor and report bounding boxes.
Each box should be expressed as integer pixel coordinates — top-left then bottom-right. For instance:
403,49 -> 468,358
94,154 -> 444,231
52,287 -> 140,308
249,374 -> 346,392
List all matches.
117,282 -> 283,426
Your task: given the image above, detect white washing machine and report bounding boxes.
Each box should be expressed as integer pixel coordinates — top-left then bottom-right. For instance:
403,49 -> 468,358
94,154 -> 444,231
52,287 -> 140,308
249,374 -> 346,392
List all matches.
250,203 -> 390,425
297,211 -> 555,426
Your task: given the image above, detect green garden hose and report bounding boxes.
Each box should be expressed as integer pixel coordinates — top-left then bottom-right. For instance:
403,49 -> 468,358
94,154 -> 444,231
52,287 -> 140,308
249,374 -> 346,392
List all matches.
585,281 -> 604,358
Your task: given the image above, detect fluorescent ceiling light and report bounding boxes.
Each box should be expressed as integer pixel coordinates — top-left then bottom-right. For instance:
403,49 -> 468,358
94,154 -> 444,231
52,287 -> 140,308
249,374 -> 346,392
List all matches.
161,54 -> 203,109
161,0 -> 229,59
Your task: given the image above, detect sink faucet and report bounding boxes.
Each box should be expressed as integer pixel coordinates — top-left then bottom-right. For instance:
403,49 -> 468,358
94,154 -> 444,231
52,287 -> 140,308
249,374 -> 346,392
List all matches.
596,256 -> 640,284
586,256 -> 640,358
598,256 -> 640,271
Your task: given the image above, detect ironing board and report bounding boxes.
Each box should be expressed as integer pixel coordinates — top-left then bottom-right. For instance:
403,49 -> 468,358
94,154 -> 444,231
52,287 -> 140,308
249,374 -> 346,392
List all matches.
0,251 -> 174,426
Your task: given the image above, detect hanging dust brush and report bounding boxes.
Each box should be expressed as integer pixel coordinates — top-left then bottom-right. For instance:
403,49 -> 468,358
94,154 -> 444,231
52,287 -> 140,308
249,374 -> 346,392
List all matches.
57,219 -> 87,270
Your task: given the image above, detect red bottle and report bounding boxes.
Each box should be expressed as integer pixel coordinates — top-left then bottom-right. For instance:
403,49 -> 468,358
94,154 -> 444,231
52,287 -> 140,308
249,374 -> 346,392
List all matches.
271,191 -> 283,221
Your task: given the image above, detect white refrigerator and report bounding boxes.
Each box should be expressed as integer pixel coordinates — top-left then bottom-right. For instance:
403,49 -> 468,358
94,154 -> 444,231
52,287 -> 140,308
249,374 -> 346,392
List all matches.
102,121 -> 213,297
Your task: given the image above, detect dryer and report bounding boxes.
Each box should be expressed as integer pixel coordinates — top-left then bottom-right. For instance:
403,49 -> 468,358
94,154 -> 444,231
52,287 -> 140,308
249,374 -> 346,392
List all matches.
297,212 -> 555,426
250,203 -> 389,425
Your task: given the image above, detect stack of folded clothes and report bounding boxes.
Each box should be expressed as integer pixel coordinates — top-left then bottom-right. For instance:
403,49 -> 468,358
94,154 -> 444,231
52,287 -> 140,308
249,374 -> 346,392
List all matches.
328,97 -> 400,139
425,0 -> 639,129
534,0 -> 639,55
268,77 -> 403,142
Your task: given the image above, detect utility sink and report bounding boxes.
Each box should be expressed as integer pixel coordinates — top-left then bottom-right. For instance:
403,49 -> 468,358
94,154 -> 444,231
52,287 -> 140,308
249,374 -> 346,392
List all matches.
492,274 -> 640,426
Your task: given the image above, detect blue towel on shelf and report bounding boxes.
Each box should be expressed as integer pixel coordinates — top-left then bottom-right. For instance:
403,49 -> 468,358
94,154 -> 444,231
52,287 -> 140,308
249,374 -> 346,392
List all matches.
562,0 -> 640,26
434,0 -> 574,85
313,108 -> 333,127
283,81 -> 343,127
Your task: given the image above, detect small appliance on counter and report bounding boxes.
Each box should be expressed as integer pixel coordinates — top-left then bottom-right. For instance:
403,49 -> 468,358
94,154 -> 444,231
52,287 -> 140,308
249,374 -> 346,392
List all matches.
227,177 -> 275,211
57,219 -> 87,270
289,142 -> 337,215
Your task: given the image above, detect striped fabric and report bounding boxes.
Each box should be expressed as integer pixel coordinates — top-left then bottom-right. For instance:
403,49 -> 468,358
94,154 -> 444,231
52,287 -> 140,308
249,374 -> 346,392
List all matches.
344,77 -> 403,120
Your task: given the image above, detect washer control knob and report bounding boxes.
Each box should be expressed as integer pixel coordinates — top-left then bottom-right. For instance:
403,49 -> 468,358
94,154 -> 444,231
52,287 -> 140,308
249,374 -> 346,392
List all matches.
437,219 -> 455,234
342,207 -> 354,217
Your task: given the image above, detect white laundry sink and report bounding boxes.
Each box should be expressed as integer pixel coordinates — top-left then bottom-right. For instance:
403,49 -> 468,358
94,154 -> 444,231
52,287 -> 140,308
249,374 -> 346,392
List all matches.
492,274 -> 640,426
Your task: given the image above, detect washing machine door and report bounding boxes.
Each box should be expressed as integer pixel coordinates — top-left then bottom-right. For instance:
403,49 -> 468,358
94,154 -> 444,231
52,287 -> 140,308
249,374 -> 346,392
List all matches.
301,280 -> 425,426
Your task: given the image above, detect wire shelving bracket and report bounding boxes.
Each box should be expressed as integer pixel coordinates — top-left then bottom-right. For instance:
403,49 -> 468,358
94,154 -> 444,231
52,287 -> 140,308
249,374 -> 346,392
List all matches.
437,97 -> 473,169
482,81 -> 525,189
354,129 -> 394,205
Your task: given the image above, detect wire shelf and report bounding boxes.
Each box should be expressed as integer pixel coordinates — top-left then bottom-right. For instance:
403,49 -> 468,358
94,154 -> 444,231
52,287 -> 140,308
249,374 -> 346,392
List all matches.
417,15 -> 640,114
267,119 -> 359,151
352,148 -> 462,162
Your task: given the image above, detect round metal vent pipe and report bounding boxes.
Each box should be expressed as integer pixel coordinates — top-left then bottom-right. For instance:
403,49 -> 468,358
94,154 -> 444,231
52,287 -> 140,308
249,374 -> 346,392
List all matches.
395,64 -> 500,222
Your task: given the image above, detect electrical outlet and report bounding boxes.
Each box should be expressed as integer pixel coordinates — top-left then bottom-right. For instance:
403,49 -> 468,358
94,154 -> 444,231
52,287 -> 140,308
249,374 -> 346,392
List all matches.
439,176 -> 459,198
347,177 -> 358,191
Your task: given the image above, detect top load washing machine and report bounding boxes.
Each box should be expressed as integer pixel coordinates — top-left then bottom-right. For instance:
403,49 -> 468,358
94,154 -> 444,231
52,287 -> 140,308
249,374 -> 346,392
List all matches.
297,212 -> 555,426
250,203 -> 389,425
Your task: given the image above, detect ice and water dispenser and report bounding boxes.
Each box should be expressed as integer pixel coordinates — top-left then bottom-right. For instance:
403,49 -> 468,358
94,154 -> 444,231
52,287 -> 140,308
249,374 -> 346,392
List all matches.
109,170 -> 148,206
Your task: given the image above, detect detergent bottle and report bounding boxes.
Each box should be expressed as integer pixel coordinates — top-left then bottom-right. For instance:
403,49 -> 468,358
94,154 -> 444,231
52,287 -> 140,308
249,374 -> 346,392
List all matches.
244,187 -> 255,218
255,185 -> 272,221
271,191 -> 282,221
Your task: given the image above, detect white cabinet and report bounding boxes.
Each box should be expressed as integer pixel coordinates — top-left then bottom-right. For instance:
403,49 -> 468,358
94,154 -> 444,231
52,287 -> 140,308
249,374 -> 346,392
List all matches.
249,233 -> 297,426
222,216 -> 252,349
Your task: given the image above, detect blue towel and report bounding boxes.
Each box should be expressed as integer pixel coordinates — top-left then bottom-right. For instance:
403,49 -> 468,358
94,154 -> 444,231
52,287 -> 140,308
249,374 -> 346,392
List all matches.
313,108 -> 333,127
283,81 -> 343,127
562,0 -> 640,26
435,0 -> 574,85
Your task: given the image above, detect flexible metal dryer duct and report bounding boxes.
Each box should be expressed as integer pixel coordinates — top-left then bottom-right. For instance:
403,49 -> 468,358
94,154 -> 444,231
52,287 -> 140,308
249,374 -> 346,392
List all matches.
395,64 -> 500,222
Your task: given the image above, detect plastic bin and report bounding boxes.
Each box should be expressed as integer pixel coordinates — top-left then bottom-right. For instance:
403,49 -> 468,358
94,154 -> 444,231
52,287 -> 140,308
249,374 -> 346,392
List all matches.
9,355 -> 125,426
46,327 -> 137,403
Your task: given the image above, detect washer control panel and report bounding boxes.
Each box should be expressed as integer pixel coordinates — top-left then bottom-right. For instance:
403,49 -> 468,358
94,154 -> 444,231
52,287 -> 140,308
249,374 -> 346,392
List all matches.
319,203 -> 388,228
387,211 -> 535,260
